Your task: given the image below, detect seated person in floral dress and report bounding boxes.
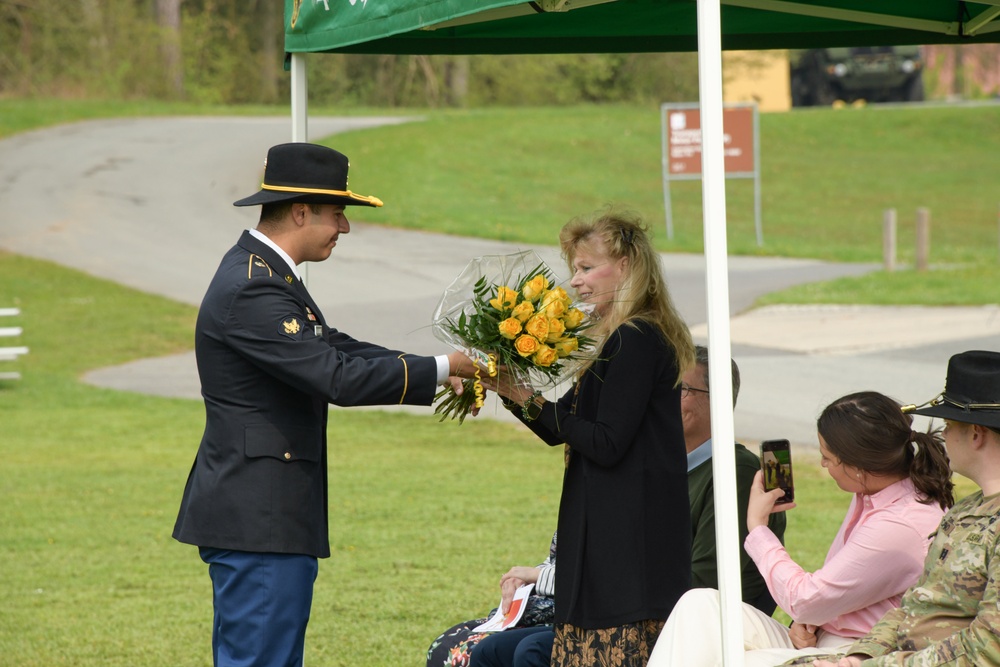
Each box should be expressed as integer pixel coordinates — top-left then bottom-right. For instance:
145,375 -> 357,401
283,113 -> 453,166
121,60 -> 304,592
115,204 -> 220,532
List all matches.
426,532 -> 556,667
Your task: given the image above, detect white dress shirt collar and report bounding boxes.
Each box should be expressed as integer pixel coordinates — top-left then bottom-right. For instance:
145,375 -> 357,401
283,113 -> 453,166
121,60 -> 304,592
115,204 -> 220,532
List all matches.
249,228 -> 300,281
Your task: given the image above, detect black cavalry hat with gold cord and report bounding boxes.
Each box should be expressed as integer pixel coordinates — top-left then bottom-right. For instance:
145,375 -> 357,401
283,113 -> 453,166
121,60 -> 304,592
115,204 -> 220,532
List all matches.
233,142 -> 383,208
907,350 -> 1000,429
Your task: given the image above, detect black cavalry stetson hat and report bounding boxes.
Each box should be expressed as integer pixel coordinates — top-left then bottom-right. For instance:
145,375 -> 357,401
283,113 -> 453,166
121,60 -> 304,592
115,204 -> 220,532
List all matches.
908,350 -> 1000,429
233,143 -> 383,208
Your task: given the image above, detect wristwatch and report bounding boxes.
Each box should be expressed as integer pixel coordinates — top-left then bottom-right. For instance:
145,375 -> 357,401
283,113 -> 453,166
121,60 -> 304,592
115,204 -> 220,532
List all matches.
521,390 -> 545,422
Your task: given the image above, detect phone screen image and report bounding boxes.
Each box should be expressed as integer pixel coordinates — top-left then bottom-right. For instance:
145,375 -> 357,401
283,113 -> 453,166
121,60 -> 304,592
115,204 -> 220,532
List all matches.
760,439 -> 794,504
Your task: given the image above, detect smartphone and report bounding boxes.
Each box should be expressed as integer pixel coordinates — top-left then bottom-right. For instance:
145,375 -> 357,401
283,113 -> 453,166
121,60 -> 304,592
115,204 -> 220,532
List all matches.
760,439 -> 794,504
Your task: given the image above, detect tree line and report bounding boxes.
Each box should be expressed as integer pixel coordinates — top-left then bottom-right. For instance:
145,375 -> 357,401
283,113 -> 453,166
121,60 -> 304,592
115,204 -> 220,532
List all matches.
8,3 -> 992,106
0,0 -> 701,106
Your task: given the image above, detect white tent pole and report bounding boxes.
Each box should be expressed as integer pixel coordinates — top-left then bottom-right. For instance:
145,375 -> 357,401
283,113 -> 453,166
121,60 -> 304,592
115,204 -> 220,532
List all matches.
696,1 -> 744,665
291,53 -> 308,142
290,52 -> 310,286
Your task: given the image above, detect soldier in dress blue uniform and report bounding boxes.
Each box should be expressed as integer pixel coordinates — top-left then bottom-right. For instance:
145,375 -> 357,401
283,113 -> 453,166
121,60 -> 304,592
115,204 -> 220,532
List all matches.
173,143 -> 475,667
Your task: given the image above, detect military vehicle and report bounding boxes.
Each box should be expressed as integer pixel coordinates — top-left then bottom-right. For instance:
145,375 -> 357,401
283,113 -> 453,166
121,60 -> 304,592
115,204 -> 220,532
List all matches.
789,46 -> 924,107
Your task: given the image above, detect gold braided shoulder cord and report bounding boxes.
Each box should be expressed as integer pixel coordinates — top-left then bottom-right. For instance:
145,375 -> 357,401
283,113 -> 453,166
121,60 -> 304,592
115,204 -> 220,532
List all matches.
397,354 -> 409,404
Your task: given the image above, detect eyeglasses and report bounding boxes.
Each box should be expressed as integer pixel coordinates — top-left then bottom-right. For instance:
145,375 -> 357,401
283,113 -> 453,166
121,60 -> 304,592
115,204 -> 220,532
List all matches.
681,383 -> 709,398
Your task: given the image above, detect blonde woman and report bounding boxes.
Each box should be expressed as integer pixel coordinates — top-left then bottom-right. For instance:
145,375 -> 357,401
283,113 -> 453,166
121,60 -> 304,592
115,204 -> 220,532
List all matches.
484,208 -> 695,667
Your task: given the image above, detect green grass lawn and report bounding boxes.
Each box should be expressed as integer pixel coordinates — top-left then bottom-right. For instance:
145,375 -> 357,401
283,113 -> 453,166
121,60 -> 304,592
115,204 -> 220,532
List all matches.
0,251 -> 562,666
0,251 -> 979,666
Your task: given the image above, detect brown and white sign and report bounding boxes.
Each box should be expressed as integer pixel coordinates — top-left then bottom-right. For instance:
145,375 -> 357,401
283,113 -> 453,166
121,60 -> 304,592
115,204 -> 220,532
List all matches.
665,106 -> 755,175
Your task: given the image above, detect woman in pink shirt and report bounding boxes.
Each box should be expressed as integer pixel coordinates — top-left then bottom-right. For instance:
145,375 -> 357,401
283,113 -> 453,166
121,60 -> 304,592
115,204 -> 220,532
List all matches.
648,391 -> 954,667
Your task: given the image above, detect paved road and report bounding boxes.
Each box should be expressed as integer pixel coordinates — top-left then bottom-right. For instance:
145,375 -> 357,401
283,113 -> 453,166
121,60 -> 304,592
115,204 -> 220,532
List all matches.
2,117 -> 997,446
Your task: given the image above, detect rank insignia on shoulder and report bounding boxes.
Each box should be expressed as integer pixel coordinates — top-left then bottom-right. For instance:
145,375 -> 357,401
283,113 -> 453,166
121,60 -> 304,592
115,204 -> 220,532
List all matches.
279,317 -> 303,339
247,254 -> 273,279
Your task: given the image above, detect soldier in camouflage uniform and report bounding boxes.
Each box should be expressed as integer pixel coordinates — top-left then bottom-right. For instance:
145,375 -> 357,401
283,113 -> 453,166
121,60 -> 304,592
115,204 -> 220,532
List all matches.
808,350 -> 1000,667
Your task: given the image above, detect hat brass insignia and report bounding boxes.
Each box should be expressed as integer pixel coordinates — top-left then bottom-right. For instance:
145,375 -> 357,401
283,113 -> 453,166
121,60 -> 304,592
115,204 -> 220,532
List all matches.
283,318 -> 301,335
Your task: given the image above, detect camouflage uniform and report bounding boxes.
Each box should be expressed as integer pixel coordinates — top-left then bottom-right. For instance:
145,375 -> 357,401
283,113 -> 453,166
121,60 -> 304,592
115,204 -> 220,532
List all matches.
788,491 -> 1000,666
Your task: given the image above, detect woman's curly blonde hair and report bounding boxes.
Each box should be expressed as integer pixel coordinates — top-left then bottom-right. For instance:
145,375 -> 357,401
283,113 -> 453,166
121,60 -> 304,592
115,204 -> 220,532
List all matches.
560,207 -> 695,385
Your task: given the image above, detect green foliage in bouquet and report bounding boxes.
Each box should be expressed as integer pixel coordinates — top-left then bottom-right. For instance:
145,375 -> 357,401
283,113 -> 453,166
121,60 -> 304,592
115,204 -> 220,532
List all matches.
434,262 -> 595,423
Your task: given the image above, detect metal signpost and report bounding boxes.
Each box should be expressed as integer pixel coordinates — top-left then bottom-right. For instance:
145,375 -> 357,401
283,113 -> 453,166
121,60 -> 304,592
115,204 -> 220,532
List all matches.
660,102 -> 762,245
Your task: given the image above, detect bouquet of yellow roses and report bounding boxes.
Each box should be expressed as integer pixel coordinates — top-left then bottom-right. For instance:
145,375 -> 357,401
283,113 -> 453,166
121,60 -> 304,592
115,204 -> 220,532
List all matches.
432,250 -> 594,423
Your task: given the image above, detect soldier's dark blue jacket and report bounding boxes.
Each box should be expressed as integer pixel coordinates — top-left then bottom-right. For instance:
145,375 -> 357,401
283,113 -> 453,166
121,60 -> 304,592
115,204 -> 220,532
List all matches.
173,230 -> 438,557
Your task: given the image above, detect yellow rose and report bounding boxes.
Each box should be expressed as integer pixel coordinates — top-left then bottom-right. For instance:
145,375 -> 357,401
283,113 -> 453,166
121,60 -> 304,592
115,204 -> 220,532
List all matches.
541,286 -> 570,307
554,337 -> 579,358
546,317 -> 566,343
511,301 -> 535,323
524,314 -> 550,342
514,334 -> 540,358
533,345 -> 559,368
562,308 -> 586,330
521,274 -> 550,303
543,299 -> 567,320
498,317 -> 522,340
489,285 -> 518,311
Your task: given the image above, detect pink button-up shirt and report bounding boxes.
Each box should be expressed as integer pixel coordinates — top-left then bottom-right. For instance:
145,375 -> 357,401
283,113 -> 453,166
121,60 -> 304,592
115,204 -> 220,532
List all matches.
744,477 -> 944,639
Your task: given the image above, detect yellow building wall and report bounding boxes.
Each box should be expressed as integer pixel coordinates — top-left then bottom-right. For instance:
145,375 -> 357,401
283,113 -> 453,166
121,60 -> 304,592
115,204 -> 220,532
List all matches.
723,50 -> 792,112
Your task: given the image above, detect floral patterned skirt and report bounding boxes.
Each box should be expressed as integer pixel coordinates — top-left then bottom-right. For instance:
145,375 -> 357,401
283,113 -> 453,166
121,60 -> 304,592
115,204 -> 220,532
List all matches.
426,594 -> 556,667
551,619 -> 665,667
426,617 -> 490,667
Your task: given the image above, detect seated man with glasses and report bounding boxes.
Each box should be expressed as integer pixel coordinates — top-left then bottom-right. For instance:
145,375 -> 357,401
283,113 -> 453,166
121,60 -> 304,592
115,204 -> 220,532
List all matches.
683,345 -> 786,614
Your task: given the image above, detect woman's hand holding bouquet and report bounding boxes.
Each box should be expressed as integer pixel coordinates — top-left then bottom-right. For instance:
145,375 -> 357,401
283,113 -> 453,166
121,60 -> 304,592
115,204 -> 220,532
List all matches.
432,251 -> 594,423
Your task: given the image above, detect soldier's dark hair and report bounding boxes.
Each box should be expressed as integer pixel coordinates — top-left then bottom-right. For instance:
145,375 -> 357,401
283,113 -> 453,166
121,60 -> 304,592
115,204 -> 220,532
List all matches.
258,201 -> 323,229
694,345 -> 741,409
818,391 -> 954,510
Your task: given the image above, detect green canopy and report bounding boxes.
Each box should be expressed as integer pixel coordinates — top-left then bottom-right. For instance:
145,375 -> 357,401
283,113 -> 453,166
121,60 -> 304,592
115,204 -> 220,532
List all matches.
285,0 -> 1000,54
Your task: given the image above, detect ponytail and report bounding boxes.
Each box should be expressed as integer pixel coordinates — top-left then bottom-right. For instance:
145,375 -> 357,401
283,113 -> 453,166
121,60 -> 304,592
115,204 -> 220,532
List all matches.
907,428 -> 954,510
